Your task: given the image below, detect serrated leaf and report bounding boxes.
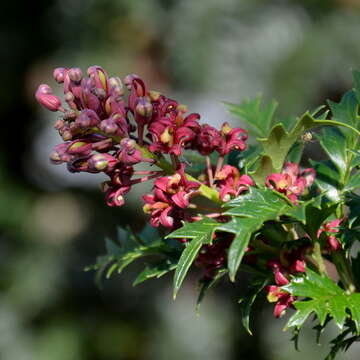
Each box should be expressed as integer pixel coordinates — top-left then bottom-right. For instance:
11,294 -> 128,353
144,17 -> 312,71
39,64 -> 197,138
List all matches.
225,95 -> 278,138
344,170 -> 360,192
133,260 -> 177,286
238,278 -> 269,334
328,90 -> 358,128
221,188 -> 292,280
317,127 -> 347,180
253,112 -> 360,184
283,269 -> 360,333
172,237 -> 203,299
310,160 -> 341,203
167,218 -> 219,244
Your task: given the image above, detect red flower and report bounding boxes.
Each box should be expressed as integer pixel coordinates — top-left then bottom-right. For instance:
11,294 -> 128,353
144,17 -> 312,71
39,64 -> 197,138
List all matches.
143,165 -> 200,228
266,162 -> 315,204
317,218 -> 343,251
215,165 -> 253,201
148,112 -> 201,156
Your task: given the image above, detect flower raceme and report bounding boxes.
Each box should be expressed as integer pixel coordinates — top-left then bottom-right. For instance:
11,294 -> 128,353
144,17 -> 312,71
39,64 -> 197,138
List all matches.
36,65 -> 320,322
35,65 -> 253,216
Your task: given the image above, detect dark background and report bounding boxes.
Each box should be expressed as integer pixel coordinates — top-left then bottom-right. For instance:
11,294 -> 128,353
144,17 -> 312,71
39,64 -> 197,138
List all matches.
2,1 -> 360,359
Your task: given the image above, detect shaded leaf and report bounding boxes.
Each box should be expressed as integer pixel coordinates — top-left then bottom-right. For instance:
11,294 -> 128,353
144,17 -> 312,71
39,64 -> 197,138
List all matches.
133,259 -> 177,286
238,278 -> 269,334
225,95 -> 278,138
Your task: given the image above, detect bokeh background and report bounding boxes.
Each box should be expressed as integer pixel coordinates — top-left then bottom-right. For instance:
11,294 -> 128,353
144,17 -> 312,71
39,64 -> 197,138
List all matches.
2,0 -> 360,359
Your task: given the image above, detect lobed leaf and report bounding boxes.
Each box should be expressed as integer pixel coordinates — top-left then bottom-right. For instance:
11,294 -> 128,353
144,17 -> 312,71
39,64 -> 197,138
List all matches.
283,269 -> 360,333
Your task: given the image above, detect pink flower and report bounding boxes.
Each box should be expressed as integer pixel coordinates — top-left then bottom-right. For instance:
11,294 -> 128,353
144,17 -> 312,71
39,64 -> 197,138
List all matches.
266,285 -> 295,318
266,162 -> 316,204
148,112 -> 201,156
215,165 -> 253,201
317,218 -> 343,251
195,125 -> 222,155
217,123 -> 248,156
143,166 -> 200,228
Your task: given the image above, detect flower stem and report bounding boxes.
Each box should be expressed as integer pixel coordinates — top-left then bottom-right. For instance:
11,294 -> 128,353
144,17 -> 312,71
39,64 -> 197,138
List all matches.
206,156 -> 214,187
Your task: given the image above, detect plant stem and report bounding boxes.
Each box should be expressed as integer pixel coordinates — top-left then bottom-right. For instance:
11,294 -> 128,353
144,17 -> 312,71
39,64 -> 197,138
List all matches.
206,156 -> 214,187
312,242 -> 328,276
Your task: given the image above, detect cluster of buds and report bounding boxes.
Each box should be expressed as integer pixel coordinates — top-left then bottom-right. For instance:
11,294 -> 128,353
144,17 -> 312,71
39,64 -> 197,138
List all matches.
35,65 -> 251,230
266,162 -> 316,204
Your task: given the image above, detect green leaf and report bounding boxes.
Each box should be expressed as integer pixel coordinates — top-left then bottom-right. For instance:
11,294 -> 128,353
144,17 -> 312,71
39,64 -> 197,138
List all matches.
90,226 -> 177,285
283,269 -> 360,333
317,127 -> 347,180
252,112 -> 360,184
222,188 -> 292,280
310,160 -> 341,203
172,237 -> 203,299
328,90 -> 358,128
344,170 -> 360,192
225,95 -> 278,138
133,260 -> 177,286
167,218 -> 219,245
167,218 -> 223,298
286,141 -> 304,164
238,278 -> 269,334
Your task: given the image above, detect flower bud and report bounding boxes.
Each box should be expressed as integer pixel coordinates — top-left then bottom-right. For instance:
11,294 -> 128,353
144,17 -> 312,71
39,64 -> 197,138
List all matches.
99,118 -> 118,135
77,109 -> 100,128
54,119 -> 65,130
124,74 -> 140,90
135,97 -> 153,117
53,67 -> 66,83
87,65 -> 109,93
35,84 -> 62,112
88,153 -> 117,172
68,67 -> 83,82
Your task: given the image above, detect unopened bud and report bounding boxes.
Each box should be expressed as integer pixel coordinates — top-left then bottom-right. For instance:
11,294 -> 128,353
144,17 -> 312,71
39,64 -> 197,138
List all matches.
99,118 -> 118,135
35,84 -> 62,112
68,67 -> 83,82
64,91 -> 74,102
135,97 -> 153,117
124,74 -> 140,90
53,67 -> 66,83
109,77 -> 123,90
89,153 -> 117,172
54,119 -> 65,130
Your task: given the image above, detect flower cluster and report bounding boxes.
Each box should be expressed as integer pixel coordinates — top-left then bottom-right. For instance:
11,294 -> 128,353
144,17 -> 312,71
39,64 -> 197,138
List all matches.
266,162 -> 315,204
143,165 -> 200,228
266,243 -> 310,318
36,65 -> 321,322
36,66 -> 252,214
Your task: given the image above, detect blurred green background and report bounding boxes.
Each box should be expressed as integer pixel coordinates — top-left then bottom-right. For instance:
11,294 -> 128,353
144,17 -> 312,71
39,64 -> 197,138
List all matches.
2,0 -> 360,359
